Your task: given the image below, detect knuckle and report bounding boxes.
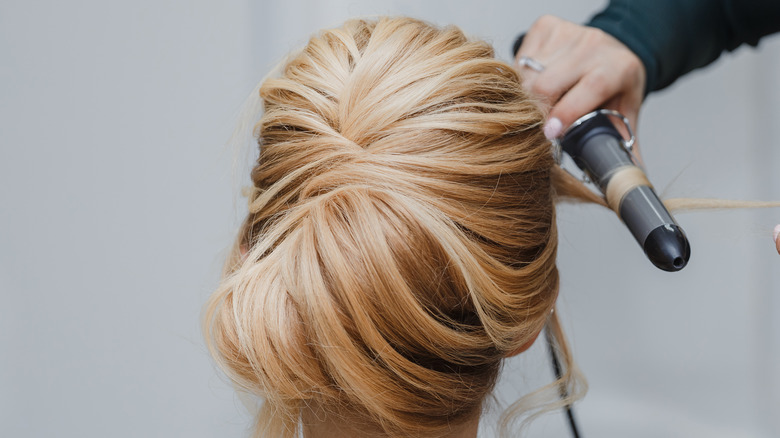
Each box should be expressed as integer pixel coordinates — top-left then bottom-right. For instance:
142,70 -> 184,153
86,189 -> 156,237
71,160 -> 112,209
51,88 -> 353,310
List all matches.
533,14 -> 559,30
583,73 -> 611,96
530,76 -> 555,98
624,55 -> 644,77
537,14 -> 556,26
519,75 -> 535,90
581,27 -> 608,47
619,55 -> 646,88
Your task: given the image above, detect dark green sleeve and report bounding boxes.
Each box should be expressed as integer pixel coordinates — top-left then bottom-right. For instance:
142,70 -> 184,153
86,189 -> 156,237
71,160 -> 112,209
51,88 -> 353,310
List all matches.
587,0 -> 780,94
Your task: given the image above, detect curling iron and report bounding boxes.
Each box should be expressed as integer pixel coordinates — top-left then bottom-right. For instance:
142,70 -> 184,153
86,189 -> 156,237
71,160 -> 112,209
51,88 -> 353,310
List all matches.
512,35 -> 690,272
544,110 -> 693,438
513,37 -> 691,438
554,110 -> 691,272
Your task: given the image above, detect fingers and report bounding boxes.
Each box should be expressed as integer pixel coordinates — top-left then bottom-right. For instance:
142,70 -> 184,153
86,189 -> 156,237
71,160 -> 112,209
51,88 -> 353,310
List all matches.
515,16 -> 646,141
540,70 -> 628,140
518,15 -> 559,53
545,45 -> 644,135
527,58 -> 590,107
547,71 -> 622,131
516,16 -> 583,103
774,225 -> 780,255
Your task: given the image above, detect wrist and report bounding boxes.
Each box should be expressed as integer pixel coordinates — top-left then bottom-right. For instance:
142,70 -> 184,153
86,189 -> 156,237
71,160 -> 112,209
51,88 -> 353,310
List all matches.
587,11 -> 655,95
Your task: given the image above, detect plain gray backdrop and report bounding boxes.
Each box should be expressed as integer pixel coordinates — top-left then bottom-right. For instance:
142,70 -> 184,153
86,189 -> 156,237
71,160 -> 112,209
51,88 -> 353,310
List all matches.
2,0 -> 779,437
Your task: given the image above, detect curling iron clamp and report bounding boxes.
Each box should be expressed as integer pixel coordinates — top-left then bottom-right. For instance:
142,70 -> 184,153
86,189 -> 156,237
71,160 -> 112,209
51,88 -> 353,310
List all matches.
553,109 -> 691,272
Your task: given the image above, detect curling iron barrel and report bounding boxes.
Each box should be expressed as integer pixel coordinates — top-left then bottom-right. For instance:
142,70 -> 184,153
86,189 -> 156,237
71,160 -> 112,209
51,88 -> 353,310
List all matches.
559,111 -> 691,271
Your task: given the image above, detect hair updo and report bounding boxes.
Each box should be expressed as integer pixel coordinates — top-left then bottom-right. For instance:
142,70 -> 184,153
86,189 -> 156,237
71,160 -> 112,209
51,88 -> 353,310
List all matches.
204,16 -> 592,438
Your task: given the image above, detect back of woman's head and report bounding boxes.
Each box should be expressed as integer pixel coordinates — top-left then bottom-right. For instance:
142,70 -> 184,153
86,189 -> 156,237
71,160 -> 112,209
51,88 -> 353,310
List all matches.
204,16 -> 581,438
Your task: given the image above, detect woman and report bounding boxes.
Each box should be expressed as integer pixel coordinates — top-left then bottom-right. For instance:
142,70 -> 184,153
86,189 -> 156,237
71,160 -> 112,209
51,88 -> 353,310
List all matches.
203,17 -> 606,438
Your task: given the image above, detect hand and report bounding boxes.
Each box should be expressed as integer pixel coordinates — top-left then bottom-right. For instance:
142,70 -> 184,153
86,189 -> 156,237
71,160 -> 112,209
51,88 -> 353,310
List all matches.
774,225 -> 780,255
515,15 -> 646,146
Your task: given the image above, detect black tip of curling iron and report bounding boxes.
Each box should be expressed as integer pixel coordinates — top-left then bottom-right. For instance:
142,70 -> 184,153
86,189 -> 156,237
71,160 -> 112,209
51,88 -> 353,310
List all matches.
643,224 -> 691,271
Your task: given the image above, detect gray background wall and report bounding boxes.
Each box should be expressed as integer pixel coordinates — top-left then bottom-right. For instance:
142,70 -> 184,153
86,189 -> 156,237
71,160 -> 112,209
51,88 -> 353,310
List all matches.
1,0 -> 778,437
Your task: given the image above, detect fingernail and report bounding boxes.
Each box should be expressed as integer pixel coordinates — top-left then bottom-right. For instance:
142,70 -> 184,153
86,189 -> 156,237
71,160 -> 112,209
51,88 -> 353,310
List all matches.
774,224 -> 780,243
544,117 -> 563,140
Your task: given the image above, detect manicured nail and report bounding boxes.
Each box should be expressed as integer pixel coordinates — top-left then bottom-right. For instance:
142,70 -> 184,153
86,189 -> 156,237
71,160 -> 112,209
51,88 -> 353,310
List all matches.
544,117 -> 563,140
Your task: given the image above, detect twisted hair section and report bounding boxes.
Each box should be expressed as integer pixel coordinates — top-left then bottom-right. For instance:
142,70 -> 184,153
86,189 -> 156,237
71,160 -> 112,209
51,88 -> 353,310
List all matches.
204,17 -> 593,437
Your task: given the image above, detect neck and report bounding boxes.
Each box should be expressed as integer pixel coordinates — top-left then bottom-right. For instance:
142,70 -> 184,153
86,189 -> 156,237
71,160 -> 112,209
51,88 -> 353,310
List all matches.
300,407 -> 481,438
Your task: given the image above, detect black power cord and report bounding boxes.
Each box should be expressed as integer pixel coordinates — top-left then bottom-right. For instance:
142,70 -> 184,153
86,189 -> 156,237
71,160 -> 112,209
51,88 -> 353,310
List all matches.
546,327 -> 581,438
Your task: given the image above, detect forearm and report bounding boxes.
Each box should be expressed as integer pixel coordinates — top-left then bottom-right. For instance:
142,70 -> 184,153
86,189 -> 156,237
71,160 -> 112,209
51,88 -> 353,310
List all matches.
587,0 -> 780,93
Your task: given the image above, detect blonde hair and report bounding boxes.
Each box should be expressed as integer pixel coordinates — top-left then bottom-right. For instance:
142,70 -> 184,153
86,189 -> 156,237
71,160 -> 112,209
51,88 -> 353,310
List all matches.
204,17 -> 603,438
